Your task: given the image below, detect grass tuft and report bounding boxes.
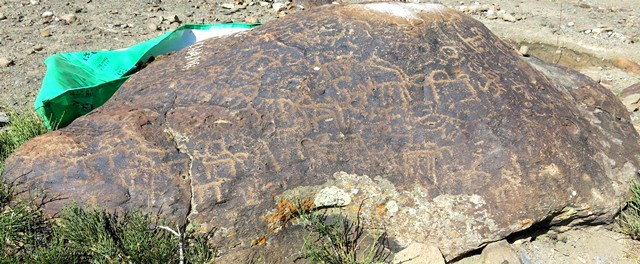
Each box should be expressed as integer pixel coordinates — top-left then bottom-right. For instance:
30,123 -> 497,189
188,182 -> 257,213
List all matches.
0,109 -> 49,174
1,190 -> 216,263
0,108 -> 215,263
618,179 -> 640,240
297,202 -> 390,264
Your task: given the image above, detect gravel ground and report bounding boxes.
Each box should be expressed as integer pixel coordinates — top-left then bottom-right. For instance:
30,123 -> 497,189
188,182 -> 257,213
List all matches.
1,0 -> 640,262
1,0 -> 639,108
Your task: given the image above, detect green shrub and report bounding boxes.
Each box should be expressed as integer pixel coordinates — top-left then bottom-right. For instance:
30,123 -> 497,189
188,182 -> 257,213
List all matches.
0,109 -> 49,173
618,179 -> 640,240
298,205 -> 390,264
28,204 -> 215,263
0,184 -> 48,262
0,109 -> 215,262
1,198 -> 216,263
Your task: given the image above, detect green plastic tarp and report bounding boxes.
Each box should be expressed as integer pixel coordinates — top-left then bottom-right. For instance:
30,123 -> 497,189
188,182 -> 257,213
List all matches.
35,23 -> 259,129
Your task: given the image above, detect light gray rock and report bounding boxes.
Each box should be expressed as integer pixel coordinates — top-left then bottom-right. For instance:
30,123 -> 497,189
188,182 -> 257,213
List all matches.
220,3 -> 235,9
502,13 -> 517,22
272,2 -> 288,12
480,240 -> 522,264
314,186 -> 351,207
60,13 -> 77,24
393,242 -> 445,264
0,57 -> 13,67
519,45 -> 530,57
0,112 -> 9,124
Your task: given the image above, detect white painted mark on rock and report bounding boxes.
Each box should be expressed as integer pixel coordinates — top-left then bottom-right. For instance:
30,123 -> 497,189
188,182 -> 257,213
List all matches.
184,41 -> 204,70
363,3 -> 445,19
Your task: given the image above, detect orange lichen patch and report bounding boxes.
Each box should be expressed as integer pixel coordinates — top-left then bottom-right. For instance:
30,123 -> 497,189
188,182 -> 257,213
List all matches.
375,204 -> 387,218
265,198 -> 316,232
228,232 -> 235,237
252,234 -> 267,247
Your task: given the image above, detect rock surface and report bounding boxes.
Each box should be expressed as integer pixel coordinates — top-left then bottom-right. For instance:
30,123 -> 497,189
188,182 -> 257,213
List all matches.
3,2 -> 640,262
393,242 -> 445,264
479,240 -> 521,264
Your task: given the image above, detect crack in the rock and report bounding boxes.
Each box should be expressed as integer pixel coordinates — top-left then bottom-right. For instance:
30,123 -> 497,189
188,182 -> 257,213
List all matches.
164,124 -> 197,227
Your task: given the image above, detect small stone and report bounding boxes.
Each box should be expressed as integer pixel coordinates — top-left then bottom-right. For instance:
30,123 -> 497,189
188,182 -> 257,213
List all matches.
502,13 -> 517,22
393,242 -> 445,264
592,27 -> 613,34
622,94 -> 640,112
220,3 -> 235,9
519,45 -> 530,57
0,112 -> 9,124
480,240 -> 522,264
0,57 -> 14,67
259,1 -> 270,7
486,9 -> 497,19
147,23 -> 159,31
567,21 -> 575,27
168,15 -> 180,23
60,13 -> 76,24
272,2 -> 287,12
0,13 -> 5,20
385,200 -> 399,214
41,11 -> 53,18
30,0 -> 39,4
584,29 -> 592,34
244,16 -> 258,24
314,186 -> 351,207
39,29 -> 51,37
612,57 -> 640,75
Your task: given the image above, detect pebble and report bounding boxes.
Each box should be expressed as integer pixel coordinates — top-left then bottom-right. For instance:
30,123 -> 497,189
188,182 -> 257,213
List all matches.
0,13 -> 5,20
519,45 -> 530,57
147,23 -> 159,31
567,21 -> 575,27
592,27 -> 613,34
0,57 -> 14,67
220,3 -> 235,9
486,9 -> 497,19
259,1 -> 270,7
39,29 -> 51,37
244,16 -> 258,23
612,57 -> 640,75
60,13 -> 76,24
393,242 -> 445,264
41,11 -> 53,18
622,94 -> 640,112
502,13 -> 517,22
29,0 -> 39,5
26,46 -> 44,54
167,15 -> 180,23
480,240 -> 522,264
0,112 -> 9,124
272,2 -> 287,12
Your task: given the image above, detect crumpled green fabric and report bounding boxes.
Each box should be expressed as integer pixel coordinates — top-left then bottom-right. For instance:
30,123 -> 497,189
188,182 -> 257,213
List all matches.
35,23 -> 259,129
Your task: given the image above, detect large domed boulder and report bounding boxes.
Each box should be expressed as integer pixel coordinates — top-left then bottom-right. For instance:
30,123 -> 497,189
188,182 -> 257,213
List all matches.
4,2 -> 640,261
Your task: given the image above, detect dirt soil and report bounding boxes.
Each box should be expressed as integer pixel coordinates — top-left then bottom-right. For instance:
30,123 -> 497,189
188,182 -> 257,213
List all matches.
1,0 -> 640,262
